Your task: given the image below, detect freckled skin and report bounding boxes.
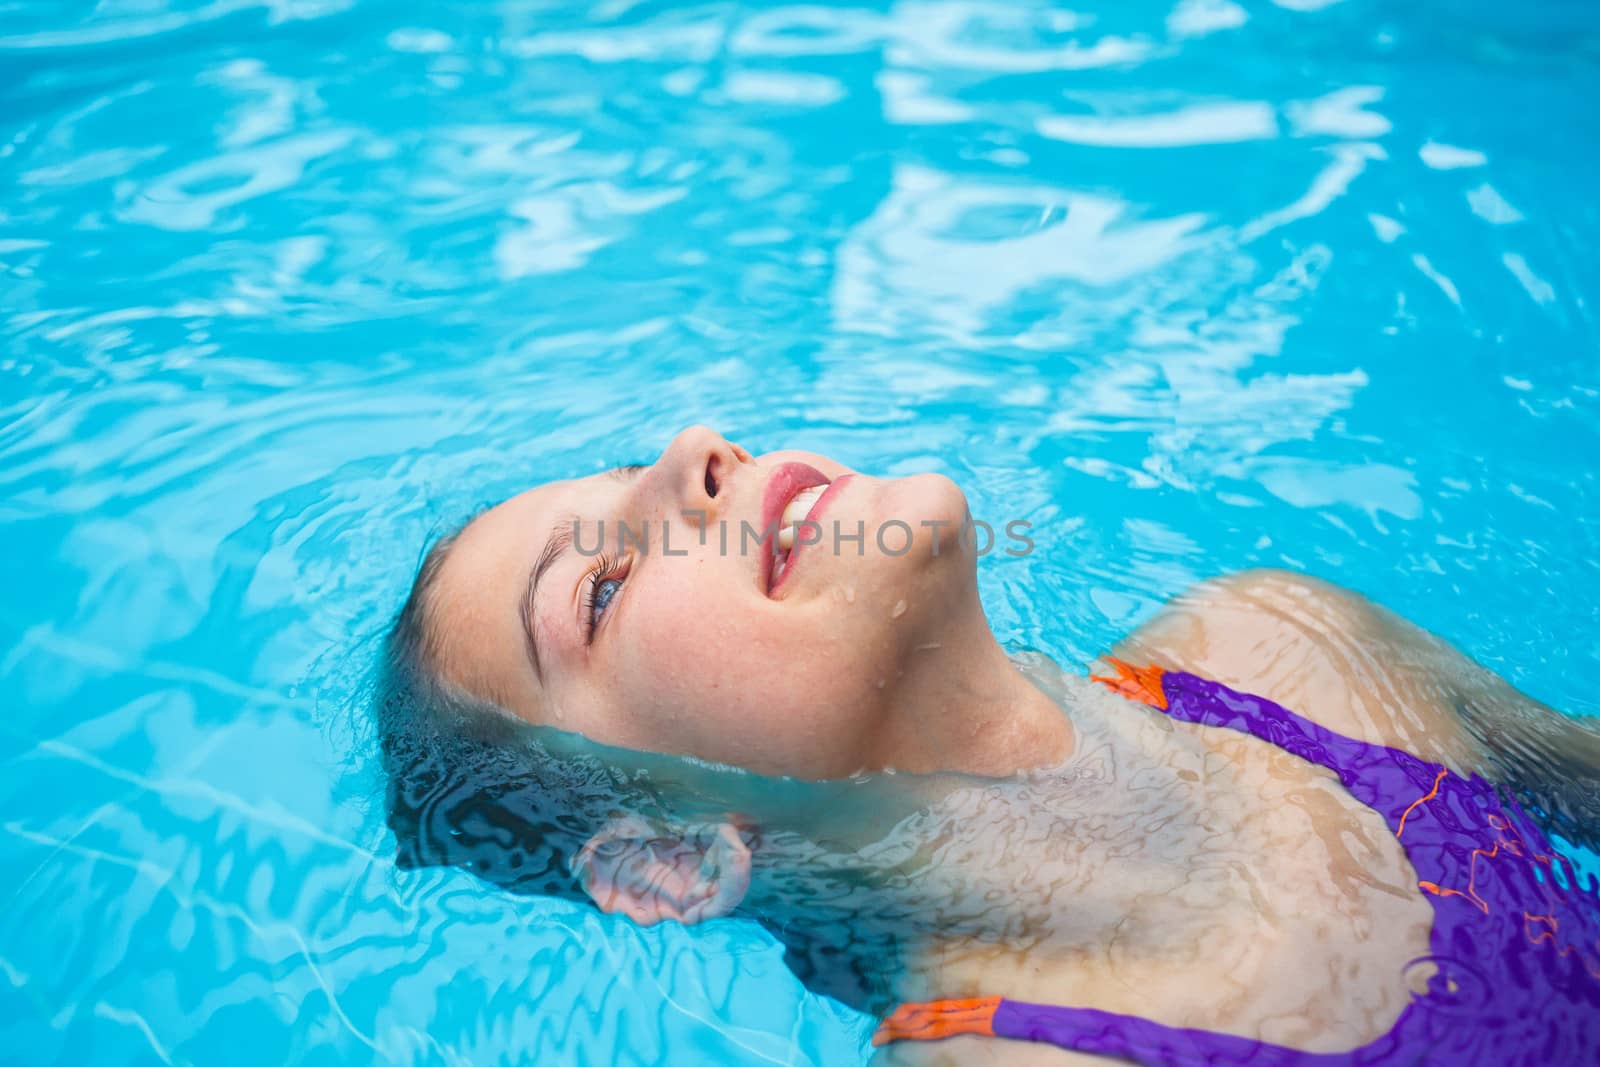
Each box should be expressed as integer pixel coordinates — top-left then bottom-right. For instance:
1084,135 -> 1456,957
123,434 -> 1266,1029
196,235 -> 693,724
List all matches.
424,426 -> 1069,779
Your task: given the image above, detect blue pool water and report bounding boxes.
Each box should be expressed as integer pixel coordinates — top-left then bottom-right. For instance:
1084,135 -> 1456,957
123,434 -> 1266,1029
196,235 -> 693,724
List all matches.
3,0 -> 1598,1063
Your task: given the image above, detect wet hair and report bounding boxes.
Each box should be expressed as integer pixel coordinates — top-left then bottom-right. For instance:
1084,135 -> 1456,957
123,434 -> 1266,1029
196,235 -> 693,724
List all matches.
375,530 -> 665,902
375,530 -> 913,1012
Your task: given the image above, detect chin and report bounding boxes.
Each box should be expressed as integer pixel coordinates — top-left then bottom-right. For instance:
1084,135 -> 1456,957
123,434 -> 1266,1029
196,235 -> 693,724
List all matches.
823,473 -> 984,669
884,472 -> 971,558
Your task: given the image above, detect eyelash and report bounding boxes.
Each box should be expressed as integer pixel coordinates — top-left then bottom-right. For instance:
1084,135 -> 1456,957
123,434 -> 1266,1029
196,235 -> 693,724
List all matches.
580,552 -> 627,644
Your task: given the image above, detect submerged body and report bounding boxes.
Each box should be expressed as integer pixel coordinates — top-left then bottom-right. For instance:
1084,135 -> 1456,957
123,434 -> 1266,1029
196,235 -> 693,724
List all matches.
870,572 -> 1600,1062
381,428 -> 1600,1065
869,572 -> 1600,1064
877,666 -> 1600,1065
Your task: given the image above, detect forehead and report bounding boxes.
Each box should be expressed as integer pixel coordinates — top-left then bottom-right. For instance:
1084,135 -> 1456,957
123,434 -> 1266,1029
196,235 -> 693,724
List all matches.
459,478 -> 569,558
424,478 -> 578,709
446,460 -> 647,566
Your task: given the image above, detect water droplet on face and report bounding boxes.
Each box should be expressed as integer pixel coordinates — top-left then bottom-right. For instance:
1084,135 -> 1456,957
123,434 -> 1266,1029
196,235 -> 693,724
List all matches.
891,599 -> 907,619
844,586 -> 856,604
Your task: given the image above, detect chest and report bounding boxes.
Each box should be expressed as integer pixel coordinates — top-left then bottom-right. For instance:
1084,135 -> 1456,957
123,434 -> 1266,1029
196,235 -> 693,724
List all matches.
900,738 -> 1436,1054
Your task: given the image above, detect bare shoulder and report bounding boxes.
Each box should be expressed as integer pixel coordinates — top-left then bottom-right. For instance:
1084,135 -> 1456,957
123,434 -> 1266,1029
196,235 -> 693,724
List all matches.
1114,567 -> 1600,859
1111,568 -> 1485,770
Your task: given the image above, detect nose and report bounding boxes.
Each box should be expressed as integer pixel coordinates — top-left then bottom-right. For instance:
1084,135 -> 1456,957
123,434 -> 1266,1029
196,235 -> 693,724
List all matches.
648,425 -> 750,516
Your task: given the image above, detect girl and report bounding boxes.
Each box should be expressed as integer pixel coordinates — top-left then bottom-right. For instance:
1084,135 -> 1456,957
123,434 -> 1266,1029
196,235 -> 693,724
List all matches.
377,426 -> 1600,1065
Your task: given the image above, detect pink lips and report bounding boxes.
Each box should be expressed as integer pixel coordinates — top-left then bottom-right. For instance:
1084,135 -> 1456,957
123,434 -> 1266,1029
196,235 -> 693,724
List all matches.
760,468 -> 853,598
760,463 -> 833,540
759,463 -> 829,597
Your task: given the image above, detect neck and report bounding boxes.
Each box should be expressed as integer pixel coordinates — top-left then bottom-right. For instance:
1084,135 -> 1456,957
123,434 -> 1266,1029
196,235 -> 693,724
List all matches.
748,674 -> 1242,1012
866,587 -> 1074,777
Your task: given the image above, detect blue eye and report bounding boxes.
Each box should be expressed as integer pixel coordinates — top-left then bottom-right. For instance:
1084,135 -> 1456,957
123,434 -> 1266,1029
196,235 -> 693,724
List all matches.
592,577 -> 622,622
583,555 -> 626,642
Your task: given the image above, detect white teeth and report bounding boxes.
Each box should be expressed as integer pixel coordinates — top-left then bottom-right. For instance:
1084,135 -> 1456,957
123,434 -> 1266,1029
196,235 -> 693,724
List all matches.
776,485 -> 828,550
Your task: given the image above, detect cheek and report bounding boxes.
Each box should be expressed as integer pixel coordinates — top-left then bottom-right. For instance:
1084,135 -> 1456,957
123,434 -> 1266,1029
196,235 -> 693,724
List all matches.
606,563 -> 885,776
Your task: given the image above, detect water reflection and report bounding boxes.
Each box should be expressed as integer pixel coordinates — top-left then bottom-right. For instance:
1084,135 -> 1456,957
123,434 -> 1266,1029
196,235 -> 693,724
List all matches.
2,0 -> 1598,1063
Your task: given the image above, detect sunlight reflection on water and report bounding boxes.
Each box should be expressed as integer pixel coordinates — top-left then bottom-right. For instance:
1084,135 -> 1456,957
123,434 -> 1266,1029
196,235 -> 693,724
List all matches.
2,0 -> 1597,1062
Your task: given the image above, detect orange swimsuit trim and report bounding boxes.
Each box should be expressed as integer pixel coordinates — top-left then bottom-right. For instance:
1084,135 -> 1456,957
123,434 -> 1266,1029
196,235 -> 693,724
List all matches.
1090,657 -> 1168,709
872,997 -> 1001,1046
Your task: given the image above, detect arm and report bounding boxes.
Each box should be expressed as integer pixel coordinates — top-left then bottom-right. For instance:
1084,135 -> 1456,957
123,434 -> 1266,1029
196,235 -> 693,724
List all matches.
1111,569 -> 1600,846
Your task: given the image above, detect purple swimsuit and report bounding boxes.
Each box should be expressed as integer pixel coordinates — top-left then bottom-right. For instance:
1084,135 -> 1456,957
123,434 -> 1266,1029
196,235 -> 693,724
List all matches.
874,663 -> 1600,1064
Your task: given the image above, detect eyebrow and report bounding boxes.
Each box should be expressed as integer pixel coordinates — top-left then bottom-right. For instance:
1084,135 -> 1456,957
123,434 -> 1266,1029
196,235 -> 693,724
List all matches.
518,465 -> 647,686
521,516 -> 575,686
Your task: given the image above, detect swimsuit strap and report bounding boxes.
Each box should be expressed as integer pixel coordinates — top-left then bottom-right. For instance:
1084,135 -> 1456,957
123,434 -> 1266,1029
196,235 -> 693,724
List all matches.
1097,662 -> 1599,955
1091,659 -> 1445,834
877,997 -> 1420,1066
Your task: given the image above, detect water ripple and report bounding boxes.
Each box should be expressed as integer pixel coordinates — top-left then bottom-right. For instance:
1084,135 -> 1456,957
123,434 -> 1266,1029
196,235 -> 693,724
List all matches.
3,0 -> 1599,1064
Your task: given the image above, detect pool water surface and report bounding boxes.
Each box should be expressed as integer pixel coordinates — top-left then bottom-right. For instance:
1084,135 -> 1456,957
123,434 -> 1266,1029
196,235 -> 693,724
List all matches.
2,0 -> 1598,1063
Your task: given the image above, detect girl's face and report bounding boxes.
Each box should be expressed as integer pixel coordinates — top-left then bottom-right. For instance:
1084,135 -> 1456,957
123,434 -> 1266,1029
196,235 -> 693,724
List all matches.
420,426 -> 983,779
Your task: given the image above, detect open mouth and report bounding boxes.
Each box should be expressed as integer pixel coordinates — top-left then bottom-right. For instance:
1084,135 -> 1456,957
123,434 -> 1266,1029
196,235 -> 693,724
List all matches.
760,463 -> 849,597
770,482 -> 830,590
